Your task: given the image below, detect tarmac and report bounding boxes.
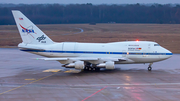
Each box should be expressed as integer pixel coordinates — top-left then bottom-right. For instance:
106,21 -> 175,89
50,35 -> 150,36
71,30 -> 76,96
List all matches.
0,48 -> 180,101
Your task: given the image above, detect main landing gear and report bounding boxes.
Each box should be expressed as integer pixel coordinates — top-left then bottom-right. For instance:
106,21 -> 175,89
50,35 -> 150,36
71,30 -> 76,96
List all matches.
148,63 -> 153,71
84,63 -> 100,71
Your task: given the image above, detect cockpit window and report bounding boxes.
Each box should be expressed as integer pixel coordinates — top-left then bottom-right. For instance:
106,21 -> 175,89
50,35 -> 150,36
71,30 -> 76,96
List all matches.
154,44 -> 160,46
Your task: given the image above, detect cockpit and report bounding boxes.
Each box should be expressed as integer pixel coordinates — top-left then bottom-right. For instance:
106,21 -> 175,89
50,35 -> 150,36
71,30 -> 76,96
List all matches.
154,44 -> 160,46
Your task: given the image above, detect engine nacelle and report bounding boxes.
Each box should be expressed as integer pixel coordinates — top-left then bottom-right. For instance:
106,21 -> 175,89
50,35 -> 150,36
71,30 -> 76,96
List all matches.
97,61 -> 115,69
105,61 -> 115,69
74,61 -> 84,69
64,63 -> 75,68
63,61 -> 84,69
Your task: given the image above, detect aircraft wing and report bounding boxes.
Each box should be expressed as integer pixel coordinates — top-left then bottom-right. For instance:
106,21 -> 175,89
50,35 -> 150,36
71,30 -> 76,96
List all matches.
36,57 -> 127,62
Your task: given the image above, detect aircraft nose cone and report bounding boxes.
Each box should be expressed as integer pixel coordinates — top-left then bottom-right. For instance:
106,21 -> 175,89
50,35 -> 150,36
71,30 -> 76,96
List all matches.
166,50 -> 173,59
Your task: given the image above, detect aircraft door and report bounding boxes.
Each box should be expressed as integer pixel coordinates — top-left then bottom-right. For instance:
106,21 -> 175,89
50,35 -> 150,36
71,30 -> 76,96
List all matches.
142,44 -> 150,57
62,42 -> 75,53
122,50 -> 127,57
148,44 -> 151,52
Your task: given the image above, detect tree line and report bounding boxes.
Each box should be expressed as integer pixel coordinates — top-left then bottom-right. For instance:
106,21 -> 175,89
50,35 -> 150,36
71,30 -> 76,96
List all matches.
0,3 -> 180,25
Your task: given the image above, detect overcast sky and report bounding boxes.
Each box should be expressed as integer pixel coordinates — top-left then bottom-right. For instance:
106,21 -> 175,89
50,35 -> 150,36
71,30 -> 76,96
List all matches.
1,0 -> 180,4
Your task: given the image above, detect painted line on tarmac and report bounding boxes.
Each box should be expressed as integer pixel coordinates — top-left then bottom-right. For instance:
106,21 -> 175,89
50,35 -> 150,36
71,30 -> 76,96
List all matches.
42,69 -> 62,72
64,70 -> 81,73
42,69 -> 80,73
82,86 -> 107,101
24,78 -> 36,81
0,73 -> 58,95
75,83 -> 180,87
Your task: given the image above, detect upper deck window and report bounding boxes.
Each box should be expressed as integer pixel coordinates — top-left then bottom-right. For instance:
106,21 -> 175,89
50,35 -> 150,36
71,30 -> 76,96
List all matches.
154,44 -> 160,46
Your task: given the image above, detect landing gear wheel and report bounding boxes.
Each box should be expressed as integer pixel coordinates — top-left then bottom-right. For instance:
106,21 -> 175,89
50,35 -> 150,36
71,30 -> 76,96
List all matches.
95,68 -> 100,71
148,63 -> 153,71
84,63 -> 91,71
84,63 -> 100,72
148,67 -> 152,71
83,66 -> 88,71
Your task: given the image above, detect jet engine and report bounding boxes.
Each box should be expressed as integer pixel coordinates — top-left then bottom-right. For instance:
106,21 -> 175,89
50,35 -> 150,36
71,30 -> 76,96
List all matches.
74,61 -> 84,69
97,61 -> 115,69
64,61 -> 84,70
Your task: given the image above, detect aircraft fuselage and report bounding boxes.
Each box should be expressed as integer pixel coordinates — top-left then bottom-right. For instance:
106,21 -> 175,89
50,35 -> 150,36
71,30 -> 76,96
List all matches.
19,41 -> 172,64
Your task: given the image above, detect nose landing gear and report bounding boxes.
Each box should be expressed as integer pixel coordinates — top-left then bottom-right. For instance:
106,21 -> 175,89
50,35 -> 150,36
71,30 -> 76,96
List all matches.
148,63 -> 153,71
148,66 -> 152,71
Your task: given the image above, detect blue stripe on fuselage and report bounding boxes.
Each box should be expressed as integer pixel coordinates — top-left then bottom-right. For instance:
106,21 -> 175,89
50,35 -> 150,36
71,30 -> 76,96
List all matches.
20,49 -> 173,55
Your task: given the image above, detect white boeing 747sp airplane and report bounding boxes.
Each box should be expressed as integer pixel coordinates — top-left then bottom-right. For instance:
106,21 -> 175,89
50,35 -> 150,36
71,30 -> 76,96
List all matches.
12,10 -> 172,71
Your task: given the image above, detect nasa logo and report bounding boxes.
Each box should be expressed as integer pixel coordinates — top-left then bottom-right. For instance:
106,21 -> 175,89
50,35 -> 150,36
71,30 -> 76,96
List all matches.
19,24 -> 36,38
37,35 -> 46,42
22,29 -> 34,33
20,24 -> 35,33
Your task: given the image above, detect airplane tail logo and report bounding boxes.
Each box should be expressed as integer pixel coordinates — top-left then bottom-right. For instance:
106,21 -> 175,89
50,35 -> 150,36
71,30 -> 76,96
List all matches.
12,10 -> 54,44
19,24 -> 37,38
37,35 -> 46,42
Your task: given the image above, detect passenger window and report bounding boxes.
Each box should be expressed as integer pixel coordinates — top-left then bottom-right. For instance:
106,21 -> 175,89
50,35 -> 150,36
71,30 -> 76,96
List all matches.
154,44 -> 160,46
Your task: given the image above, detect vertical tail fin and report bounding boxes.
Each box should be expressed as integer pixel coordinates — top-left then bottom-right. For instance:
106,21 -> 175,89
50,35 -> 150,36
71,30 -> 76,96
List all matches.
12,10 -> 54,44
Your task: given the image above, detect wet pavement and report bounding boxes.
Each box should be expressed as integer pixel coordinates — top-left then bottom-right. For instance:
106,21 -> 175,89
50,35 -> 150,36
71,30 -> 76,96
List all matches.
0,48 -> 180,101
